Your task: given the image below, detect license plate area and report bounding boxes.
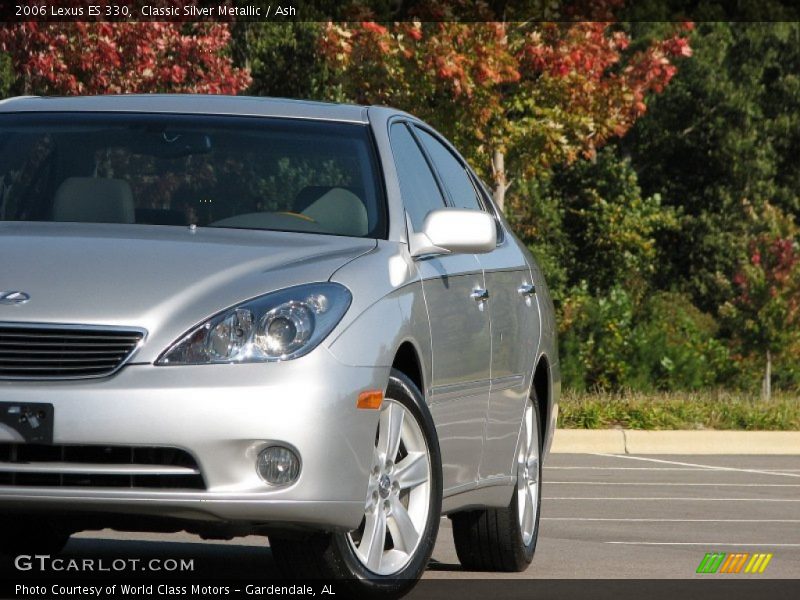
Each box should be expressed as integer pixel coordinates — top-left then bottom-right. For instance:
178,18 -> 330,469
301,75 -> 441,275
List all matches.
0,402 -> 54,444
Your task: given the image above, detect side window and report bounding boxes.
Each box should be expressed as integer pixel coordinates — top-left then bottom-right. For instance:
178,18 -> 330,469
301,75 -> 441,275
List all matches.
389,123 -> 446,230
415,127 -> 482,211
471,172 -> 505,243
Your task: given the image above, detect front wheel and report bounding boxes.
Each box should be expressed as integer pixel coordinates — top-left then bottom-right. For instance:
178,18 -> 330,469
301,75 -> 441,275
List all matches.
270,369 -> 442,597
451,395 -> 542,572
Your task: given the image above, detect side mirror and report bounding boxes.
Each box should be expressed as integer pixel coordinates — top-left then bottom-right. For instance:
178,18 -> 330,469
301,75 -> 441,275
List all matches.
409,208 -> 497,258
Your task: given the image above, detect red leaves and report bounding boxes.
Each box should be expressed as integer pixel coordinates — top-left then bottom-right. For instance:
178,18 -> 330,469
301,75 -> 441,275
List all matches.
361,21 -> 388,36
515,21 -> 691,151
323,19 -> 522,112
0,22 -> 251,95
520,22 -> 626,81
768,238 -> 799,284
320,11 -> 691,184
720,200 -> 800,358
406,26 -> 423,41
734,234 -> 800,311
665,35 -> 693,58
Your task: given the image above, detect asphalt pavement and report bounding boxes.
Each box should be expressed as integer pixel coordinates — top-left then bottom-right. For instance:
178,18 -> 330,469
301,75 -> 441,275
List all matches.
431,453 -> 800,579
26,454 -> 799,580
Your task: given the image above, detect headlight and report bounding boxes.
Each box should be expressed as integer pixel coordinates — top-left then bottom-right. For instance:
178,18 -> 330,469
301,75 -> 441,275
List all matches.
156,283 -> 351,365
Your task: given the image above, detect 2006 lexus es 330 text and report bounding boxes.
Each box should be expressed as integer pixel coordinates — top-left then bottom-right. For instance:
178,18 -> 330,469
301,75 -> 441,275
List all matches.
0,95 -> 559,596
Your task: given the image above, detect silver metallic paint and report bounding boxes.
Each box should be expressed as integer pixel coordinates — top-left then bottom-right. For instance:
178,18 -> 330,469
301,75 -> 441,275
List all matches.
0,96 -> 560,531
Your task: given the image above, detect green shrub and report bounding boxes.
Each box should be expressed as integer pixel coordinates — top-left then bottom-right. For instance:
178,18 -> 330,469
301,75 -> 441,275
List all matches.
560,287 -> 732,392
560,282 -> 637,391
633,292 -> 733,390
559,389 -> 800,430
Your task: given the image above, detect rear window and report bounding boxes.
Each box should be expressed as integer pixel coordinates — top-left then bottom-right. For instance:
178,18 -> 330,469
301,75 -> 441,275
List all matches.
0,113 -> 386,239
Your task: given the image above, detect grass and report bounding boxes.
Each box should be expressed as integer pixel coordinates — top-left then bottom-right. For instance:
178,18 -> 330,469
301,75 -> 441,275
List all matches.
558,389 -> 800,430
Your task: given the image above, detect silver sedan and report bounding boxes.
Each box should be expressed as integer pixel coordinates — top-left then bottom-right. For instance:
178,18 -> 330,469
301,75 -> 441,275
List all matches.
0,95 -> 559,595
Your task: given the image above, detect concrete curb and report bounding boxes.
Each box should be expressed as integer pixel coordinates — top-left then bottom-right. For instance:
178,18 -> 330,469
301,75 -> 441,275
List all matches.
550,428 -> 800,454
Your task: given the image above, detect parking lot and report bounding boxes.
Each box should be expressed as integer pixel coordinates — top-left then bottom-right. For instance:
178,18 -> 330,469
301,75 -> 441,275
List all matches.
17,453 -> 797,580
431,453 -> 800,579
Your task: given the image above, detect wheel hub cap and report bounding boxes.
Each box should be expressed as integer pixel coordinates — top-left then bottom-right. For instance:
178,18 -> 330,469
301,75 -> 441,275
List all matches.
378,474 -> 392,499
347,398 -> 432,576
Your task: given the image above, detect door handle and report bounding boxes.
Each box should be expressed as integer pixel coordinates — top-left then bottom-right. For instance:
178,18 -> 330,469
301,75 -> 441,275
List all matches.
471,288 -> 489,302
517,283 -> 536,297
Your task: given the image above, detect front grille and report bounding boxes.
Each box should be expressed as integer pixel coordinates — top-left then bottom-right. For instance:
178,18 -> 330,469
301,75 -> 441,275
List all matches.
0,325 -> 144,379
0,444 -> 205,490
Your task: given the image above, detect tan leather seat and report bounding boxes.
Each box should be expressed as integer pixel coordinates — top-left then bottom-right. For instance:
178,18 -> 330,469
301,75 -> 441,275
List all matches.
53,177 -> 135,224
301,187 -> 368,237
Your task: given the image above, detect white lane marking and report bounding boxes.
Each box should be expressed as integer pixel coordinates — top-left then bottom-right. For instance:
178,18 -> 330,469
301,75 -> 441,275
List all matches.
592,453 -> 800,479
547,466 -> 800,472
547,467 -> 707,470
548,481 -> 800,487
604,542 -> 800,547
543,518 -> 800,522
545,497 -> 800,501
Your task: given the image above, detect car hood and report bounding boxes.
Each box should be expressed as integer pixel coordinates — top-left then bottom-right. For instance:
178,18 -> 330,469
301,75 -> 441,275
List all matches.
0,222 -> 376,363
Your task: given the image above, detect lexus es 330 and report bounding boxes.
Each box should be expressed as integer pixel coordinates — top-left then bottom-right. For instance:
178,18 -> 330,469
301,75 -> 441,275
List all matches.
0,95 -> 559,596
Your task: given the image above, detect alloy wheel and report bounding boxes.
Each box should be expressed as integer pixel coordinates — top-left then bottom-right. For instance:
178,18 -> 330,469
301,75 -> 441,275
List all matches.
347,398 -> 432,576
517,399 -> 540,546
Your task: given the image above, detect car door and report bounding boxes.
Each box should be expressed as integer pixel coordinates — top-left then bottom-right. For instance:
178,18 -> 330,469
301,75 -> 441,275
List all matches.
413,126 -> 541,482
390,122 -> 490,493
475,214 -> 541,480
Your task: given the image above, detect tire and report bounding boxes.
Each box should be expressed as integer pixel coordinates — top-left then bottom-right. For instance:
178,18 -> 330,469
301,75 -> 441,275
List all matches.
270,369 -> 442,597
451,395 -> 542,572
0,518 -> 71,556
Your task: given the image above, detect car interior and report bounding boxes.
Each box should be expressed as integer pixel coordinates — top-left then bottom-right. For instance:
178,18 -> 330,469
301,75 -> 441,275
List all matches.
49,176 -> 370,237
0,117 -> 385,239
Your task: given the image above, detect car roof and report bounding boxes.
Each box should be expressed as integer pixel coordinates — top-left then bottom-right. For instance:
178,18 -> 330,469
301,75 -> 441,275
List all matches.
0,94 -> 371,124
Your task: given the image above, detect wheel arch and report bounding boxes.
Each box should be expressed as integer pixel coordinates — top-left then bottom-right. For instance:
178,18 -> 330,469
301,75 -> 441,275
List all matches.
532,353 -> 555,456
391,340 -> 425,398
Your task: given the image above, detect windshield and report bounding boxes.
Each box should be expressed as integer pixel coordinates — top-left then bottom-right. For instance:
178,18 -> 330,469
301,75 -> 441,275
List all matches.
0,113 -> 386,238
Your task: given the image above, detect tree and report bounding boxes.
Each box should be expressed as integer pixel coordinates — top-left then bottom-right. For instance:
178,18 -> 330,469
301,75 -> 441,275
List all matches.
625,22 -> 800,313
319,17 -> 691,213
541,148 -> 677,295
0,22 -> 250,95
0,52 -> 12,99
720,204 -> 800,399
231,22 -> 329,100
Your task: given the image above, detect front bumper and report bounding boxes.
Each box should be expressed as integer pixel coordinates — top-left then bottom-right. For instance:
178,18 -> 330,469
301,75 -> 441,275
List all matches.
0,349 -> 387,531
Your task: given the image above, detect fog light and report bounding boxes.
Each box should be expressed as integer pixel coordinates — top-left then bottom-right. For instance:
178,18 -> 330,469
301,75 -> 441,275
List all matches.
257,446 -> 300,486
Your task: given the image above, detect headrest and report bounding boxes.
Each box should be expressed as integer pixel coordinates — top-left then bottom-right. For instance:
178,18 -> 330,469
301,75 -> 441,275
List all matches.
301,187 -> 368,237
53,177 -> 135,224
294,185 -> 365,213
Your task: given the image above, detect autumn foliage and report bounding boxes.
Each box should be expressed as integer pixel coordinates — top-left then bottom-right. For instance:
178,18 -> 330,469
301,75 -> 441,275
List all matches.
0,21 -> 251,95
719,203 -> 800,396
727,213 -> 800,348
320,19 -> 692,205
6,12 -> 794,394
